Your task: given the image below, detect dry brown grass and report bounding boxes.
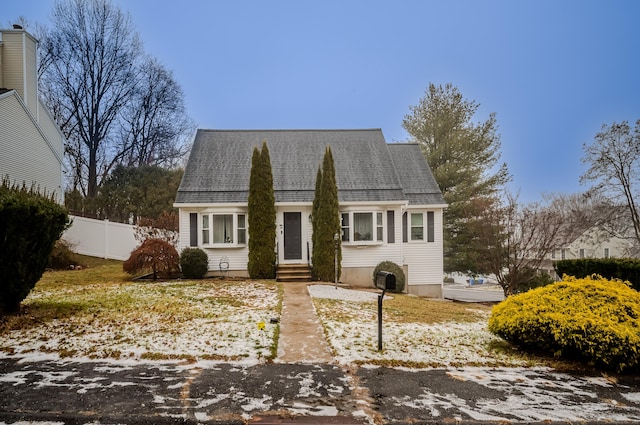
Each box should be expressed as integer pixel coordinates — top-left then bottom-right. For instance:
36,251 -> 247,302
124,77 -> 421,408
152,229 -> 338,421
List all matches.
313,293 -> 491,325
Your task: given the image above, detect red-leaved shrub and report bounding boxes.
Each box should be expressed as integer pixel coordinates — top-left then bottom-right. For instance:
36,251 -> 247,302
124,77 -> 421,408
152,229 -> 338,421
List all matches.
123,238 -> 179,280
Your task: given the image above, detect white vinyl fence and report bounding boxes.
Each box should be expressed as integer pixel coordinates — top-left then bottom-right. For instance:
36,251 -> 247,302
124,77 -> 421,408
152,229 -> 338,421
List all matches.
63,215 -> 138,261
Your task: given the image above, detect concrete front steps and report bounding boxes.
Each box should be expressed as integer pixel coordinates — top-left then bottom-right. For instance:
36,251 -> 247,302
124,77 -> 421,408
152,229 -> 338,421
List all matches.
276,264 -> 312,282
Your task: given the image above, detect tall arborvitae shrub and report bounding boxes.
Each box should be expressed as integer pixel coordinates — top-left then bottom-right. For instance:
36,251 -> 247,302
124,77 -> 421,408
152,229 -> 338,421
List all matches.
0,179 -> 69,312
311,166 -> 322,268
248,142 -> 276,278
312,147 -> 342,281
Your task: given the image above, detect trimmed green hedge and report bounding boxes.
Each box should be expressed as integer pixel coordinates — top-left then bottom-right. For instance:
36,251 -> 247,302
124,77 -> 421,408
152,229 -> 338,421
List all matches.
554,258 -> 640,291
0,181 -> 69,311
489,275 -> 640,372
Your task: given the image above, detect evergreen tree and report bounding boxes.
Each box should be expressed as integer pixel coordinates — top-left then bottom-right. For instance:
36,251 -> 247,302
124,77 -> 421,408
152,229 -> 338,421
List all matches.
311,166 -> 322,268
260,142 -> 277,274
0,179 -> 69,312
312,147 -> 342,281
248,142 -> 276,278
403,83 -> 510,274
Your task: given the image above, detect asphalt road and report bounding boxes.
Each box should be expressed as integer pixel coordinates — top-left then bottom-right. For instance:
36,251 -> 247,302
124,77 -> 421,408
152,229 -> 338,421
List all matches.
2,358 -> 640,424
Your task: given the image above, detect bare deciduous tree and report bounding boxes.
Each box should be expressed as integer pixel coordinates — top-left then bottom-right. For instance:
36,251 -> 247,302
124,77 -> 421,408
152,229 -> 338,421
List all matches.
38,0 -> 193,201
581,120 -> 640,250
39,0 -> 141,198
479,192 -> 566,296
115,56 -> 194,169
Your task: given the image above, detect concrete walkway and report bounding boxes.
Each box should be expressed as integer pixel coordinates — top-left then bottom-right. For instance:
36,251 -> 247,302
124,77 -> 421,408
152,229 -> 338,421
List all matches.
276,282 -> 333,363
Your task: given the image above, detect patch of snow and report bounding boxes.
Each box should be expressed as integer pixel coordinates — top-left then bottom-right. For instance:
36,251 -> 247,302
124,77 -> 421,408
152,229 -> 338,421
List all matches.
0,422 -> 65,425
240,394 -> 272,411
0,370 -> 32,386
194,411 -> 210,421
288,402 -> 339,416
622,393 -> 640,403
446,367 -> 640,422
308,284 -> 385,302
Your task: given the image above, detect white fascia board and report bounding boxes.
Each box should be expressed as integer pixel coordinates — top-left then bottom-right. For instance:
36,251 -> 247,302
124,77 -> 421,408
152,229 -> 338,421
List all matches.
404,203 -> 448,210
275,202 -> 312,207
174,202 -> 247,209
339,200 -> 408,207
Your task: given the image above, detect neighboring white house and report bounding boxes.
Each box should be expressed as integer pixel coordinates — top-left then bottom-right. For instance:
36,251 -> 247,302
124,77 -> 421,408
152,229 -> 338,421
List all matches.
0,26 -> 65,203
554,225 -> 634,262
538,221 -> 637,278
174,129 -> 447,297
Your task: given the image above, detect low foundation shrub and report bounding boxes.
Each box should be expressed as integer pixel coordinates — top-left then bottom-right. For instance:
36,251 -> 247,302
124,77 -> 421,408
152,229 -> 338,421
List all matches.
488,275 -> 640,372
180,247 -> 209,279
372,261 -> 406,293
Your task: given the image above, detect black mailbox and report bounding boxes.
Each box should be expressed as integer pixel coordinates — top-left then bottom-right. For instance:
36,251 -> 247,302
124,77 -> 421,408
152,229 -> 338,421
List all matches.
375,271 -> 396,291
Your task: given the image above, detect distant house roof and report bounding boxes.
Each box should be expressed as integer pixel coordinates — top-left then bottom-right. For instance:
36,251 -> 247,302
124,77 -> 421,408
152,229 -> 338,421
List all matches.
175,129 -> 445,206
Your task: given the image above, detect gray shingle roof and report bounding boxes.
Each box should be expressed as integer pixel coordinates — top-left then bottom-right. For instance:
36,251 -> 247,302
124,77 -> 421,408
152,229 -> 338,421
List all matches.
175,129 -> 444,206
387,143 -> 446,206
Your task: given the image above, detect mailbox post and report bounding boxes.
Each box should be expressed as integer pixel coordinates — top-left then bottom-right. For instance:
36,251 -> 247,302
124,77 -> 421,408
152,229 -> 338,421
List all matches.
375,271 -> 396,351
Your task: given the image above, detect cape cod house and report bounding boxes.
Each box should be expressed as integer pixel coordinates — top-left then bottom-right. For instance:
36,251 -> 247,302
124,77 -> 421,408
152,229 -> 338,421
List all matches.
0,26 -> 65,204
174,129 -> 446,297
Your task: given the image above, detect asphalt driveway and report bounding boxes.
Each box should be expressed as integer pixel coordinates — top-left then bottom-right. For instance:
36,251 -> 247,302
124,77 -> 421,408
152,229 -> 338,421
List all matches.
2,358 -> 640,424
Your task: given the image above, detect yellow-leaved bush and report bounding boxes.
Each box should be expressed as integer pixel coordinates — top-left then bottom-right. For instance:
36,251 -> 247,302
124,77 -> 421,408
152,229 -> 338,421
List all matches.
488,275 -> 640,372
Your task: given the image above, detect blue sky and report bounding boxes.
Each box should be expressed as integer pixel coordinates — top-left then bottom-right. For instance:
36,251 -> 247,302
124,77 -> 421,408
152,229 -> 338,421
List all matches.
4,0 -> 640,203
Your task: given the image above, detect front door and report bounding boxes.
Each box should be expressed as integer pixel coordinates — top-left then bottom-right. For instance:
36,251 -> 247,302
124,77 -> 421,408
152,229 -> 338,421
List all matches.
283,212 -> 302,260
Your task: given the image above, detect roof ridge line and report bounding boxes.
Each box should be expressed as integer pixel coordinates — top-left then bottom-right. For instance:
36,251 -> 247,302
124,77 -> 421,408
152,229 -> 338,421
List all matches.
197,128 -> 383,132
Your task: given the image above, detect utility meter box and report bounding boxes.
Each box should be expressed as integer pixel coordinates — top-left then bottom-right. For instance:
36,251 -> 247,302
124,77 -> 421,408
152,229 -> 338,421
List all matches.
375,271 -> 396,291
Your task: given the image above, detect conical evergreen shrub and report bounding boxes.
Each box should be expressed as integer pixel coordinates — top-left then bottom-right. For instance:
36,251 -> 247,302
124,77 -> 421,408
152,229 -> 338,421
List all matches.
312,147 -> 341,282
248,142 -> 276,278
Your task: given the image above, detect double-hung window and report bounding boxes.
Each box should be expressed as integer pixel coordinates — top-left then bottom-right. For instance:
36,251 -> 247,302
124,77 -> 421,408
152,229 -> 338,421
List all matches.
201,213 -> 246,246
411,213 -> 424,240
341,211 -> 384,243
341,213 -> 350,242
403,211 -> 435,242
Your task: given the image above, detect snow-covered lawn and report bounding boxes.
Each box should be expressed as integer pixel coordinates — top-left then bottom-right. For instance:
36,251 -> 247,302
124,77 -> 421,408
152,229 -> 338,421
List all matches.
0,279 -> 281,363
0,269 -> 526,367
309,285 -> 526,367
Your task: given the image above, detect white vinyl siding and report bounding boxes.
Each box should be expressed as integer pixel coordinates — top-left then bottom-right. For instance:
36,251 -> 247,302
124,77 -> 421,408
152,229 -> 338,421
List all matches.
37,99 -> 65,160
403,208 -> 444,294
1,31 -> 39,116
177,209 -> 249,273
1,32 -> 26,100
340,206 -> 403,268
0,93 -> 64,203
